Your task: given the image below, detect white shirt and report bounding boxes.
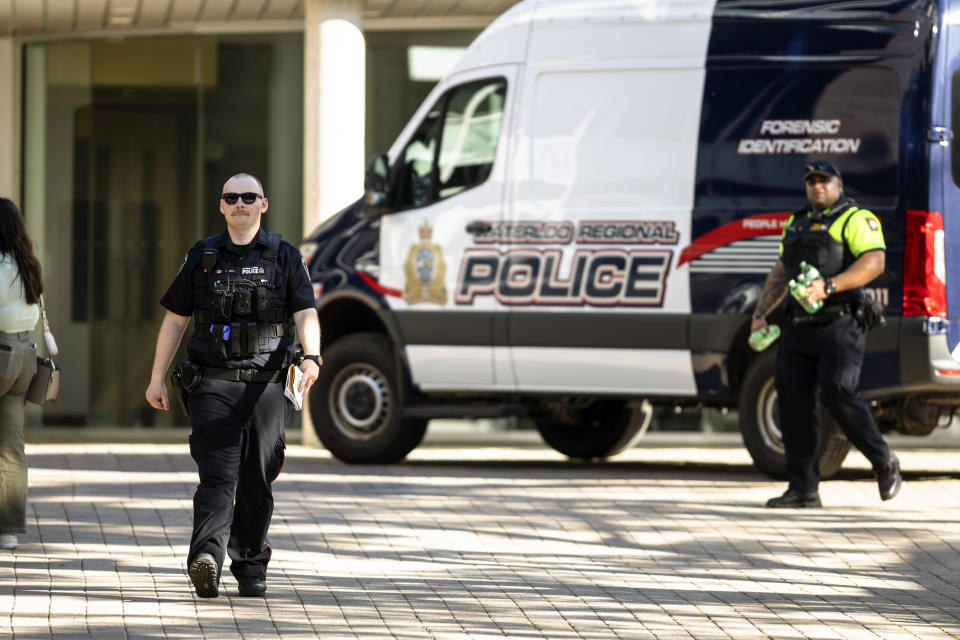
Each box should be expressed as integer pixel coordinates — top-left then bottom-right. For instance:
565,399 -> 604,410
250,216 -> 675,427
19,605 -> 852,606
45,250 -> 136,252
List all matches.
0,253 -> 40,332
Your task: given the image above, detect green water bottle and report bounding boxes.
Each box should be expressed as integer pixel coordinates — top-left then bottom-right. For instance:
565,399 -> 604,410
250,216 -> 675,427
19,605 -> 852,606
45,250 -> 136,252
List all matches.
788,261 -> 824,314
748,324 -> 781,351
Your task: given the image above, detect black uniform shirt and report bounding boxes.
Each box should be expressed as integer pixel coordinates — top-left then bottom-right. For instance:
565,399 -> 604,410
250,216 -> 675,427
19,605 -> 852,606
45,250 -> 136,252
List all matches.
161,228 -> 316,369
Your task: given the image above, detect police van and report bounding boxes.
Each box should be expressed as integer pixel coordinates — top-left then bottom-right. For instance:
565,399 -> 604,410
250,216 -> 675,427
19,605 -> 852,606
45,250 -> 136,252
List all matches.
301,0 -> 960,477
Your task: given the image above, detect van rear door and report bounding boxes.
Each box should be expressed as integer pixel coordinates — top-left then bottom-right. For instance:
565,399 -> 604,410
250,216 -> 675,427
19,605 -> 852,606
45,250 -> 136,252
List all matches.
934,18 -> 960,358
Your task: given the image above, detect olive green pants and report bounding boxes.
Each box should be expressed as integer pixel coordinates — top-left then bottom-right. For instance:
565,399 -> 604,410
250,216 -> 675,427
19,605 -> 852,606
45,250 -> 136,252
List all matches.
0,331 -> 36,535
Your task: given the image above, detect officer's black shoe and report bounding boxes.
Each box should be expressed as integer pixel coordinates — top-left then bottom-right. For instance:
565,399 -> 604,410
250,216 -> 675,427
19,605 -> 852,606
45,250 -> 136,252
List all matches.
189,553 -> 219,598
876,454 -> 902,501
765,489 -> 822,509
238,577 -> 267,597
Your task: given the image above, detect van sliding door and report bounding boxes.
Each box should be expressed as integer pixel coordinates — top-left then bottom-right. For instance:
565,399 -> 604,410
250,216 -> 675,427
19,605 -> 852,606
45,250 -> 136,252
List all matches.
503,60 -> 701,395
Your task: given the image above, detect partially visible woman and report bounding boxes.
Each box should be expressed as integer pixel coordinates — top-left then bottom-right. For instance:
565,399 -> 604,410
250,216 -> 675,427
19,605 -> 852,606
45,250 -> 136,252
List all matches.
0,198 -> 42,551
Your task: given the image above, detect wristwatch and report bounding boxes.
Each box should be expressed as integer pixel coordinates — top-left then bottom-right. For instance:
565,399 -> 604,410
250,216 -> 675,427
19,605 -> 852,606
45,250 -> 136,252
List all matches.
823,278 -> 836,297
301,354 -> 322,366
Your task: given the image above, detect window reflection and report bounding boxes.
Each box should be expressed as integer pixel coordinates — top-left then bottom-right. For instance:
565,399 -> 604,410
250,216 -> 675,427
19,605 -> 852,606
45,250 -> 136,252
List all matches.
394,78 -> 506,211
24,35 -> 303,427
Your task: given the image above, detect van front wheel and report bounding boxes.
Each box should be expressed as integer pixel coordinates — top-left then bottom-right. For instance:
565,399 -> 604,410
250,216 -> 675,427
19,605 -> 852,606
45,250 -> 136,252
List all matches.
738,349 -> 850,479
309,333 -> 427,464
534,400 -> 652,459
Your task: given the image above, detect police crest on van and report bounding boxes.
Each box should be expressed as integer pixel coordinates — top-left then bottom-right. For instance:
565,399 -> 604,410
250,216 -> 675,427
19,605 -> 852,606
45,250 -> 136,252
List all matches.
404,221 -> 447,305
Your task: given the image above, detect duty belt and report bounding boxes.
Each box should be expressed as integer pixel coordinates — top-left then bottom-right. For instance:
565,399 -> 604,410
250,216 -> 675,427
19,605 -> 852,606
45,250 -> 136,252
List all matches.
791,304 -> 850,326
194,322 -> 287,339
201,367 -> 285,383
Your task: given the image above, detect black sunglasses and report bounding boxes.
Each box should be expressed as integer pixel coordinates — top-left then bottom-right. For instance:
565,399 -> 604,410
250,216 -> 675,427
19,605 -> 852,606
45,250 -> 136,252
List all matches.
221,192 -> 263,205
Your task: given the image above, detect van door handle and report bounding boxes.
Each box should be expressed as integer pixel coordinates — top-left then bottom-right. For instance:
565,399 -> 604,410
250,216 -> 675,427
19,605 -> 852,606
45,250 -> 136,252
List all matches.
466,220 -> 493,235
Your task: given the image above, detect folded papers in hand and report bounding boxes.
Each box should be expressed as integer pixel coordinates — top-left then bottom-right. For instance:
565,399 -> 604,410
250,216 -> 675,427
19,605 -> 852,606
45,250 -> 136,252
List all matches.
285,363 -> 304,410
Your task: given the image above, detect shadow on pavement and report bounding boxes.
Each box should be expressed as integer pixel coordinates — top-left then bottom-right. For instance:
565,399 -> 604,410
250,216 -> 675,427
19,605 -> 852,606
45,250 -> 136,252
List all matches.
5,447 -> 959,639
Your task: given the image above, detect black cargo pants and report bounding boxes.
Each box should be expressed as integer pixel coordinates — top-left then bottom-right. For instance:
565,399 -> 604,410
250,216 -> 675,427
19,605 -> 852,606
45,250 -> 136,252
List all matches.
187,376 -> 288,583
775,314 -> 891,493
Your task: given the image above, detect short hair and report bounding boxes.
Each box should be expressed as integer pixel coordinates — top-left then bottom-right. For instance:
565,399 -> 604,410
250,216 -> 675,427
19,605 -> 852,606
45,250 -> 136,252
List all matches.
223,173 -> 264,196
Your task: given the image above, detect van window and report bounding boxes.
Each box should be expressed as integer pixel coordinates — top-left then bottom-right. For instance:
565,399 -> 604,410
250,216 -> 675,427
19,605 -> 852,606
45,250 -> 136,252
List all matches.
437,82 -> 506,199
393,78 -> 506,211
399,105 -> 442,209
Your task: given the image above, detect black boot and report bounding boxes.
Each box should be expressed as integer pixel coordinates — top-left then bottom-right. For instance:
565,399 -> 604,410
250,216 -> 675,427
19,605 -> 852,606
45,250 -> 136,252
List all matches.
188,553 -> 219,598
876,454 -> 902,501
766,488 -> 822,509
238,577 -> 267,597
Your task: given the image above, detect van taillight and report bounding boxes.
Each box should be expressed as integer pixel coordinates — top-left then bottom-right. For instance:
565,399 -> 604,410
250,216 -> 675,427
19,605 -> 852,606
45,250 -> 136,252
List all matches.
903,209 -> 946,317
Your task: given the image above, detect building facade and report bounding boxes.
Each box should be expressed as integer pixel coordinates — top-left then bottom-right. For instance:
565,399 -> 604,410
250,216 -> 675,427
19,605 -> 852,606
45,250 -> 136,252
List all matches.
0,0 -> 517,427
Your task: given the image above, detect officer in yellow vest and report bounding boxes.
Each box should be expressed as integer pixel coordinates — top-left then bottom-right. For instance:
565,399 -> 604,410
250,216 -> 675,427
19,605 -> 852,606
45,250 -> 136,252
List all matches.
751,160 -> 902,508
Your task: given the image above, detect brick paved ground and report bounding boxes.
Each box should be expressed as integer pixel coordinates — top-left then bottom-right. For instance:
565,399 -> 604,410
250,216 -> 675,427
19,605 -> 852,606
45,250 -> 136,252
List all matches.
2,429 -> 960,639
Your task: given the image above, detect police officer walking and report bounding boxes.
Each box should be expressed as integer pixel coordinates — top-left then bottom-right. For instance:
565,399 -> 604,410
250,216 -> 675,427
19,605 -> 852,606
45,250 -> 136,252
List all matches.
752,160 -> 902,508
145,173 -> 320,597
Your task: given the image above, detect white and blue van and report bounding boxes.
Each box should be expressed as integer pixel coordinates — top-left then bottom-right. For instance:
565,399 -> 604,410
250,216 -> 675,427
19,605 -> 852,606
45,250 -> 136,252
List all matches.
301,0 -> 960,477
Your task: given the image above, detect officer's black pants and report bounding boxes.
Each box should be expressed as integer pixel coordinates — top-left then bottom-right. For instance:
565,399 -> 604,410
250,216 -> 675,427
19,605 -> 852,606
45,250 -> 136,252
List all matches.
775,315 -> 891,493
187,377 -> 288,582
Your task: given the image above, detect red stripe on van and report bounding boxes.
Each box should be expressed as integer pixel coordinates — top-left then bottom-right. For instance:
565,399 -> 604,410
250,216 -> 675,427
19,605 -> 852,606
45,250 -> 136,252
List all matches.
677,212 -> 791,266
358,271 -> 403,298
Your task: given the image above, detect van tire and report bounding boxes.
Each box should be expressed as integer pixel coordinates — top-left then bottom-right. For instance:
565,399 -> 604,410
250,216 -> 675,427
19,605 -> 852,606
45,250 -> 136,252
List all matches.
738,349 -> 851,479
534,400 -> 651,459
309,333 -> 427,464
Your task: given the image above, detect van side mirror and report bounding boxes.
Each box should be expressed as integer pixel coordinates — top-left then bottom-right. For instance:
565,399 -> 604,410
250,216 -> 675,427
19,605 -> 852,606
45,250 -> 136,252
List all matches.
363,154 -> 390,216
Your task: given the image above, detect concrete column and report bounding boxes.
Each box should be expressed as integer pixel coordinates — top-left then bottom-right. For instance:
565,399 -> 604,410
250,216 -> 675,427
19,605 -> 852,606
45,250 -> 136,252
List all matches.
0,39 -> 21,199
303,0 -> 366,447
268,39 -> 304,243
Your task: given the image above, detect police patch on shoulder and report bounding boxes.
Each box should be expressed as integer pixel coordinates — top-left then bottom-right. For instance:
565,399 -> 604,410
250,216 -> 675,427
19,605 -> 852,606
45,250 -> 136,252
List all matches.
866,216 -> 880,231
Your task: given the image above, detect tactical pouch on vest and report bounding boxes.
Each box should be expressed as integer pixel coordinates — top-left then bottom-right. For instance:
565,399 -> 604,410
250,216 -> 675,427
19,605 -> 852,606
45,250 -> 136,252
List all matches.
235,289 -> 252,315
206,323 -> 228,359
213,289 -> 234,322
227,322 -> 240,357
246,321 -> 259,355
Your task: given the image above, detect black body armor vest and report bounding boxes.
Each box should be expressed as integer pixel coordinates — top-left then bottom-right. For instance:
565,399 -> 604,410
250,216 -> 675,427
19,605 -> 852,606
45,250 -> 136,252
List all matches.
780,197 -> 864,314
188,232 -> 292,368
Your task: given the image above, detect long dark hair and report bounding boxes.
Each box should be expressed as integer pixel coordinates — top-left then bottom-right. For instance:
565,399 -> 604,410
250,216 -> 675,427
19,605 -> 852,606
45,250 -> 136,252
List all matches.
0,198 -> 44,304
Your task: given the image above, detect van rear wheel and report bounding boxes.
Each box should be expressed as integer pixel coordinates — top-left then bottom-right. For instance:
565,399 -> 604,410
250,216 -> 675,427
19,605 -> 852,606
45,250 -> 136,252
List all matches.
310,332 -> 427,464
738,349 -> 850,479
534,400 -> 652,459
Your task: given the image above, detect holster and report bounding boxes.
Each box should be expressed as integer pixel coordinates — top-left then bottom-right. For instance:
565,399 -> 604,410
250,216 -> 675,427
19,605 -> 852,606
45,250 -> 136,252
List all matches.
169,362 -> 203,417
169,368 -> 189,417
853,296 -> 887,332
